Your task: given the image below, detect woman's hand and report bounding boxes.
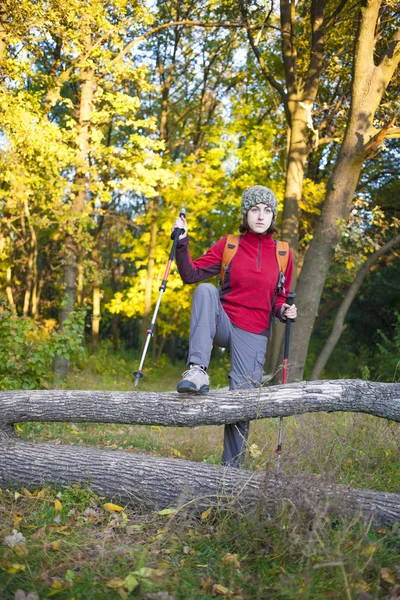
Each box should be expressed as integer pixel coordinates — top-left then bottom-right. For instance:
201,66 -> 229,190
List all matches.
281,303 -> 297,320
171,215 -> 188,240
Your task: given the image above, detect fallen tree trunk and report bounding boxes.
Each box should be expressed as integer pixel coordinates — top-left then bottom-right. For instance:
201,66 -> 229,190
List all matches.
1,433 -> 399,527
0,380 -> 399,426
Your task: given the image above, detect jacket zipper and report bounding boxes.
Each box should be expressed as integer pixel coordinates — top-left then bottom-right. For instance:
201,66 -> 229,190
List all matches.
257,236 -> 261,270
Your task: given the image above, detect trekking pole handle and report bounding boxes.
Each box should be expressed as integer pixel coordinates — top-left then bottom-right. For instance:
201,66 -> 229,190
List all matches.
170,207 -> 186,240
286,291 -> 296,323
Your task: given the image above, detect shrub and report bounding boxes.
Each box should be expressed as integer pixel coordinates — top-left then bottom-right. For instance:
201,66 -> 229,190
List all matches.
0,299 -> 86,390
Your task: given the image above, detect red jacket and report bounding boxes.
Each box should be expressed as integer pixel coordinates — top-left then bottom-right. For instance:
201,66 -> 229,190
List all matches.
176,231 -> 293,336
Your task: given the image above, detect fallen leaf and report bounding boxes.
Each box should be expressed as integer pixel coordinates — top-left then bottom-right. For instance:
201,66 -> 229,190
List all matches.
54,499 -> 62,514
48,540 -> 62,551
14,591 -> 39,600
32,527 -> 46,540
106,578 -> 126,589
133,567 -> 155,578
127,525 -> 144,533
103,503 -> 124,513
4,530 -> 26,548
212,583 -> 230,596
248,443 -> 261,457
124,574 -> 139,592
7,563 -> 26,574
222,553 -> 240,568
201,508 -> 212,520
157,508 -> 177,516
381,568 -> 396,585
50,579 -> 65,590
388,585 -> 400,600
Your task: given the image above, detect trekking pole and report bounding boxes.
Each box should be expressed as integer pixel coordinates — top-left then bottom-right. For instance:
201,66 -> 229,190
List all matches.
275,291 -> 296,473
133,208 -> 186,387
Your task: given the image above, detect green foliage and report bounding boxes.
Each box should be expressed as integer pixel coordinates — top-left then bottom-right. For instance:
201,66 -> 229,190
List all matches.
0,300 -> 86,390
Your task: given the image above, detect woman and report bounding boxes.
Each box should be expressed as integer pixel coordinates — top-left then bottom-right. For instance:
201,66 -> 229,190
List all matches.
172,185 -> 297,467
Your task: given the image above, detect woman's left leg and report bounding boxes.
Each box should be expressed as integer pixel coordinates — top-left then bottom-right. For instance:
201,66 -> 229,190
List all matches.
221,326 -> 268,468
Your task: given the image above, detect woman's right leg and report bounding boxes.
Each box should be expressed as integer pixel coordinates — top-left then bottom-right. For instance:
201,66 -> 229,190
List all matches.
177,283 -> 231,393
188,283 -> 231,368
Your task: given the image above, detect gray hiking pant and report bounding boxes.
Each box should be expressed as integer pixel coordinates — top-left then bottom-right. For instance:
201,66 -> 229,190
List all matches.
188,283 -> 268,468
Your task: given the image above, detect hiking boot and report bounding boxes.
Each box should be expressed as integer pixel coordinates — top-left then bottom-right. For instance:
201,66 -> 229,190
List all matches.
176,365 -> 209,394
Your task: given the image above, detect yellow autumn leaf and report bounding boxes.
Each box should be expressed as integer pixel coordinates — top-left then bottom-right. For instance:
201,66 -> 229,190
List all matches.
248,443 -> 261,458
381,568 -> 396,585
106,577 -> 126,588
103,503 -> 124,512
212,583 -> 230,596
7,563 -> 26,573
47,581 -> 69,596
221,553 -> 240,567
49,540 -> 62,551
201,507 -> 212,520
54,499 -> 62,513
173,449 -> 183,457
50,579 -> 64,590
14,425 -> 23,432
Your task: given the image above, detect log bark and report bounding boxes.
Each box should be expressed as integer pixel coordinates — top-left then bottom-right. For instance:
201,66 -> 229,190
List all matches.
1,436 -> 399,527
0,380 -> 399,426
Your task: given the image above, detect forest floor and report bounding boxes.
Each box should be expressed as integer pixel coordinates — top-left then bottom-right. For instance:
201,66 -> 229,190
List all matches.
1,350 -> 399,599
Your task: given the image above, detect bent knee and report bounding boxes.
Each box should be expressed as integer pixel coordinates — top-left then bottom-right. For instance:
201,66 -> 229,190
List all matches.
193,283 -> 219,297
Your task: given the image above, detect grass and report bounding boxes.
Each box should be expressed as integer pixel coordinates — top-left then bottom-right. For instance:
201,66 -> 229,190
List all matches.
1,485 -> 399,599
1,347 -> 400,598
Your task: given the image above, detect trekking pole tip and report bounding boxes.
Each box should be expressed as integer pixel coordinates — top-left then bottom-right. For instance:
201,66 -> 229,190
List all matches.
133,371 -> 144,387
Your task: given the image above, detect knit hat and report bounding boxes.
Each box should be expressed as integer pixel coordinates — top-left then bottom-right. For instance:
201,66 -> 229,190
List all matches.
241,185 -> 278,223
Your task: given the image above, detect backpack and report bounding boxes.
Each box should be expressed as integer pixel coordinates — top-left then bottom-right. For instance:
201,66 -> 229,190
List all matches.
220,234 -> 289,292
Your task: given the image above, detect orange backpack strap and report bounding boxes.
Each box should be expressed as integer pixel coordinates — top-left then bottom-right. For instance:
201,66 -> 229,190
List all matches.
220,234 -> 239,284
275,240 -> 289,291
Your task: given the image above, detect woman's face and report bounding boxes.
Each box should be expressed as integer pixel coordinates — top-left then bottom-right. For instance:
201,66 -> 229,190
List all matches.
247,203 -> 273,234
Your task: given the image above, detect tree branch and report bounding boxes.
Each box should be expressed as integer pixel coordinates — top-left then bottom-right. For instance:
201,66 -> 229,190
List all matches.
238,0 -> 290,122
107,20 -> 249,69
378,24 -> 400,84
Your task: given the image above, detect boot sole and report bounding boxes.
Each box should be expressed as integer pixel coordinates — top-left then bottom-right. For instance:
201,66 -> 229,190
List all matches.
177,381 -> 209,394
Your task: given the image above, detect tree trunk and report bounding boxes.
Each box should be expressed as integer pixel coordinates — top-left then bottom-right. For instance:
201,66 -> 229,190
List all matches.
112,313 -> 120,351
1,380 -> 399,426
143,197 -> 159,336
288,1 -> 400,381
22,201 -> 38,317
91,244 -> 102,348
280,104 -> 309,268
1,436 -> 399,527
310,234 -> 400,380
142,37 -> 177,337
54,66 -> 94,379
6,267 -> 16,313
0,5 -> 7,63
